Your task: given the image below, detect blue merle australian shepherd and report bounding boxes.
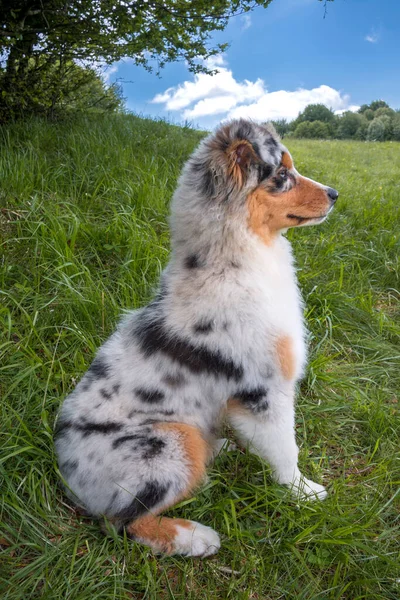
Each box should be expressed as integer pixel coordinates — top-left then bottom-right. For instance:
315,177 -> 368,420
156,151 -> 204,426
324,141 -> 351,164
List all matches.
55,119 -> 338,557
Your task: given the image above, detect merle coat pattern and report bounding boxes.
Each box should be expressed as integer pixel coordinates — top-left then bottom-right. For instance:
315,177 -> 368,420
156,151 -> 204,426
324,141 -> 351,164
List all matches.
55,119 -> 338,557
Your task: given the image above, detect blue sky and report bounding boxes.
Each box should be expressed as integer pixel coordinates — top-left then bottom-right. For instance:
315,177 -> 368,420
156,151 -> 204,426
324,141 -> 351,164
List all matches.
105,0 -> 400,128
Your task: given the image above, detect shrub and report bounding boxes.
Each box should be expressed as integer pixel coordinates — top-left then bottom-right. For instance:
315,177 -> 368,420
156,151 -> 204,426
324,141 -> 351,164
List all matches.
391,115 -> 400,141
374,107 -> 395,119
293,120 -> 330,139
336,112 -> 365,139
366,117 -> 391,142
364,109 -> 375,121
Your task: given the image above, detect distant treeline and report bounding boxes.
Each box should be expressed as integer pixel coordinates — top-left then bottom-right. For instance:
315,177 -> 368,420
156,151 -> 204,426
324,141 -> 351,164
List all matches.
272,101 -> 400,142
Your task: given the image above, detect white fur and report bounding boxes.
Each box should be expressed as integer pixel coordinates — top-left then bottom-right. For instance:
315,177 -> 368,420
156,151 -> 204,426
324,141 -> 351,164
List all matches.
173,522 -> 221,557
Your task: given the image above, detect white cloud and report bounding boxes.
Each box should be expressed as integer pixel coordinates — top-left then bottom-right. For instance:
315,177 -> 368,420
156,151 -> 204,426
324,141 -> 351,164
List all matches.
241,14 -> 252,30
335,105 -> 361,115
152,56 -> 264,114
151,56 -> 357,126
365,29 -> 379,43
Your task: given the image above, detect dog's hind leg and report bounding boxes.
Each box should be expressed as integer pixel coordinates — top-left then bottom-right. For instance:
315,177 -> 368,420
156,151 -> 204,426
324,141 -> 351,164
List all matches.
111,423 -> 220,557
227,391 -> 327,500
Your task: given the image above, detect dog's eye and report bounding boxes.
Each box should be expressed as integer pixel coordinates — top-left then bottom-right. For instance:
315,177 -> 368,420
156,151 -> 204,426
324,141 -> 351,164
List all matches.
279,169 -> 288,180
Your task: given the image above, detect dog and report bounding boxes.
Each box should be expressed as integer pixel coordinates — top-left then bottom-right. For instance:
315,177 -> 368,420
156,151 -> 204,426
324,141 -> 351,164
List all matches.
55,119 -> 338,557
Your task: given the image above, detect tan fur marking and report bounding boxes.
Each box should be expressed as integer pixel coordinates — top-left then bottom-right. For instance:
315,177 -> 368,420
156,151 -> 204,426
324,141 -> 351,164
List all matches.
125,424 -> 209,554
276,335 -> 295,380
227,397 -> 252,416
247,174 -> 331,244
227,140 -> 258,189
281,151 -> 293,169
126,514 -> 192,555
247,189 -> 276,246
156,423 -> 209,491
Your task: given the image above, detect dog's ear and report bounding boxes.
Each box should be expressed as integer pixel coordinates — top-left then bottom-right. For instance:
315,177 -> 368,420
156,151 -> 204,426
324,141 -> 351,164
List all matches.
226,139 -> 259,189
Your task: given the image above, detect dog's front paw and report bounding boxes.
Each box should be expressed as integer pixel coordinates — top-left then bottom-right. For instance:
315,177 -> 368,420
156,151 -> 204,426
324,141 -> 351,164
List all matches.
289,476 -> 327,501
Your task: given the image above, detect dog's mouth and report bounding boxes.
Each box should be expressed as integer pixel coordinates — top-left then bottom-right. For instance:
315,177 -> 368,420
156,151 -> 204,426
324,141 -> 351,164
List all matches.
287,213 -> 328,223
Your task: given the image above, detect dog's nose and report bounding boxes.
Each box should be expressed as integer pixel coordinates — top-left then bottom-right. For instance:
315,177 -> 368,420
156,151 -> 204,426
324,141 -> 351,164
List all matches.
327,187 -> 339,203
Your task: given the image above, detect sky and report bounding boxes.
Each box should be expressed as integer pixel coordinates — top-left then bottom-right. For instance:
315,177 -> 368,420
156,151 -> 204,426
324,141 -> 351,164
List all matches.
104,0 -> 400,129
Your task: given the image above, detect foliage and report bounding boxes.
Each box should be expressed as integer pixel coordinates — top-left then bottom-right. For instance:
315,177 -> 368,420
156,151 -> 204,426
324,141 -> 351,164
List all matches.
296,103 -> 336,124
392,114 -> 400,141
1,114 -> 399,599
359,100 -> 389,113
0,0 -> 272,120
367,115 -> 392,141
293,120 -> 330,139
270,118 -> 291,137
0,60 -> 124,121
374,106 -> 396,119
336,111 -> 365,139
291,99 -> 399,142
363,108 -> 375,121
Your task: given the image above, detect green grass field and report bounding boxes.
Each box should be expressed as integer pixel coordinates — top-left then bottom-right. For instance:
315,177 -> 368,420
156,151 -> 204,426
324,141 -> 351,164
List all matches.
1,114 -> 399,599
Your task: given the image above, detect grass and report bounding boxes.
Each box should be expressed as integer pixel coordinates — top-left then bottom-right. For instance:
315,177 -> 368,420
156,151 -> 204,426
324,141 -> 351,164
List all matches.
1,114 -> 399,599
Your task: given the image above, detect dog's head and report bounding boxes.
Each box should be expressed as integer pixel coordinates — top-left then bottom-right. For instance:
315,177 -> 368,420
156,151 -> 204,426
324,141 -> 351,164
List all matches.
183,119 -> 338,246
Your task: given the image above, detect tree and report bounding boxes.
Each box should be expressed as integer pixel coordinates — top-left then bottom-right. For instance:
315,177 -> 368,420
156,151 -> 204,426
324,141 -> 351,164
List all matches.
336,111 -> 364,139
363,109 -> 375,121
392,114 -> 400,142
290,103 -> 336,136
293,120 -> 330,139
1,2 -> 271,103
270,118 -> 290,138
374,107 -> 395,119
359,100 -> 389,114
297,103 -> 335,123
367,116 -> 391,142
0,57 -> 124,120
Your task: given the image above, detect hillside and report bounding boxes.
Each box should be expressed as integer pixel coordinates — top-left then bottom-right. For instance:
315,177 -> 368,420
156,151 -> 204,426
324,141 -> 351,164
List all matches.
1,114 -> 399,599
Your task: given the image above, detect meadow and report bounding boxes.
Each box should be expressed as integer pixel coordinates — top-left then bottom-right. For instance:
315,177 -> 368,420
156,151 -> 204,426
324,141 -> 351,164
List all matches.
0,114 -> 399,599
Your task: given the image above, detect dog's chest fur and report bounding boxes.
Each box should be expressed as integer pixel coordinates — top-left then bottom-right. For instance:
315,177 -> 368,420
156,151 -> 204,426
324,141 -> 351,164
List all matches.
58,234 -> 306,444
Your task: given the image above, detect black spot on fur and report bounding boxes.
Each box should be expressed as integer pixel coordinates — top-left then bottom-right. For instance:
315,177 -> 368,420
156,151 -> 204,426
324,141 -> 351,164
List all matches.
112,434 -> 144,449
265,135 -> 278,149
236,122 -> 253,142
149,283 -> 168,307
59,459 -> 78,477
87,356 -> 110,380
193,320 -> 214,335
271,174 -> 287,191
80,377 -> 93,392
258,163 -> 273,182
139,418 -> 158,425
135,387 -> 165,404
202,168 -> 215,198
162,373 -> 186,388
142,437 -> 166,460
252,140 -> 261,159
135,316 -> 243,382
233,387 -> 269,413
112,384 -> 121,394
100,388 -> 113,400
191,160 -> 216,198
79,422 -> 123,437
117,481 -> 171,522
105,490 -> 120,513
54,418 -> 73,438
185,254 -> 201,269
